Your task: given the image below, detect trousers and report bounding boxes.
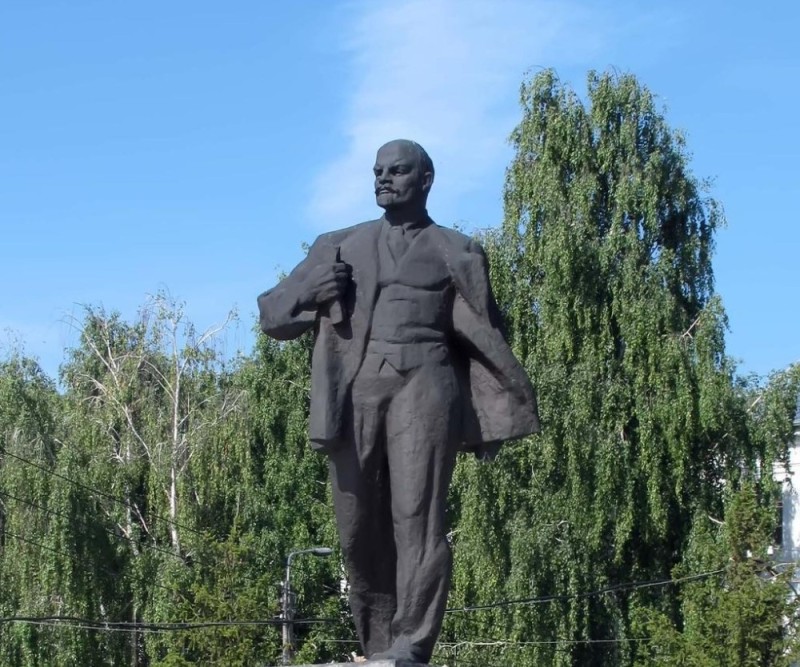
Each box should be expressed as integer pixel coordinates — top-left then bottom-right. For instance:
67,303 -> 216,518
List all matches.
328,348 -> 460,662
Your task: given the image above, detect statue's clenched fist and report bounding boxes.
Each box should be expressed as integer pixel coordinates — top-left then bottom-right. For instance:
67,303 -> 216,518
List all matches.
300,257 -> 350,310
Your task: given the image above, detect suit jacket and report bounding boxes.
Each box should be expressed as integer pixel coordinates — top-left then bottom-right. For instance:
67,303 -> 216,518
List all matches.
257,218 -> 540,459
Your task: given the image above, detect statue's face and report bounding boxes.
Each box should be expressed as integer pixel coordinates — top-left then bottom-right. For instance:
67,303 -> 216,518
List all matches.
373,142 -> 431,211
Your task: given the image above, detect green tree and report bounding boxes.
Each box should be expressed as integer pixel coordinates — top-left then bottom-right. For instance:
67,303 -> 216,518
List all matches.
639,366 -> 800,666
0,352 -> 130,665
226,330 -> 348,665
440,69 -> 794,666
149,330 -> 347,666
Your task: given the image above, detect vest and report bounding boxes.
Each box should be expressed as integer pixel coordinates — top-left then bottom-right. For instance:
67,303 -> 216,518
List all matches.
366,223 -> 454,371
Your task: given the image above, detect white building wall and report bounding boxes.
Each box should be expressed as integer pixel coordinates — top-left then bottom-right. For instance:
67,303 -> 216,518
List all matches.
774,403 -> 800,593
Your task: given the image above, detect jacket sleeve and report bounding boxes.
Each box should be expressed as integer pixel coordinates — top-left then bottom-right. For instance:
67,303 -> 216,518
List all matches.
257,236 -> 331,341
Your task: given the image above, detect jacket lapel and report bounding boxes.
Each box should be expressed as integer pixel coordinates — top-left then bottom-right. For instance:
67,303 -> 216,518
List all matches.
343,221 -> 380,315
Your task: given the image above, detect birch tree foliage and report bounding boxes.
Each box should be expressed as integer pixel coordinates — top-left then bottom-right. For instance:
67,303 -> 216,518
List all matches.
443,69 -> 776,666
0,353 -> 128,665
0,304 -> 347,666
231,330 -> 348,665
637,364 -> 800,667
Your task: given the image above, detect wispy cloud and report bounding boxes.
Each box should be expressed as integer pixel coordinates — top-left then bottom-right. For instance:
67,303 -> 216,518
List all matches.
308,0 -> 607,229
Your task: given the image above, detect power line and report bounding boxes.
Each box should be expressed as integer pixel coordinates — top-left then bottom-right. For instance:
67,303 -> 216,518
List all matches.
0,537 -> 727,629
0,488 -> 183,562
0,531 -> 342,635
1,617 -> 179,636
431,637 -> 655,667
0,522 -> 730,651
437,637 -> 653,648
444,568 -> 724,613
0,615 -> 339,633
2,448 -> 206,539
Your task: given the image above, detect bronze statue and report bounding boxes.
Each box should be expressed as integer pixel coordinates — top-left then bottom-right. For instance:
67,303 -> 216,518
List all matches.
258,139 -> 539,663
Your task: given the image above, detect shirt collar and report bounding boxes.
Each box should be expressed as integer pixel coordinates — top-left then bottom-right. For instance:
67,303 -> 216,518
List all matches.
382,214 -> 432,234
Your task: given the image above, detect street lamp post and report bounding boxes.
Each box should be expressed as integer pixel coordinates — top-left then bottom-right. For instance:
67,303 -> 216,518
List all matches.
281,546 -> 333,665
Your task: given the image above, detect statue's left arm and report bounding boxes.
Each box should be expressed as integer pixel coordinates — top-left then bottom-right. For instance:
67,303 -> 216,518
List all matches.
258,235 -> 345,341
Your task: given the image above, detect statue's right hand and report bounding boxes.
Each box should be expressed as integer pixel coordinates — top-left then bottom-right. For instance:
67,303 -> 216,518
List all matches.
299,261 -> 351,309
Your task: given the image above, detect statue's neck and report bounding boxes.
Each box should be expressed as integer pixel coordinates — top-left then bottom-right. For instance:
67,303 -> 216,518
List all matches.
383,206 -> 428,227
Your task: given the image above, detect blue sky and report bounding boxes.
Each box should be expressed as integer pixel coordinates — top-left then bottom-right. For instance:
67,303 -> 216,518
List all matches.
2,0 -> 798,381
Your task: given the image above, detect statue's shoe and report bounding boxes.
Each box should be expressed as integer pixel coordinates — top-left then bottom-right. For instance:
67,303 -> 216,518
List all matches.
370,641 -> 426,663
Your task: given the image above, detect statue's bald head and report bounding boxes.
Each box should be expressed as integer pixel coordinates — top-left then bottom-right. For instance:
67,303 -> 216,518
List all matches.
378,139 -> 435,184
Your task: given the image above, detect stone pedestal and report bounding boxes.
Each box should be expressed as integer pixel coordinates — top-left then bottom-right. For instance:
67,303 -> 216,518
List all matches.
294,661 -> 433,667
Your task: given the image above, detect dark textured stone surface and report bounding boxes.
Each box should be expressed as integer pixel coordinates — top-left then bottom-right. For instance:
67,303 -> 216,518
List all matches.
294,662 -> 432,667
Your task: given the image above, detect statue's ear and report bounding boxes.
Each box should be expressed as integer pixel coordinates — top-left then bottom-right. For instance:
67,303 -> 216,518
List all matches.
421,170 -> 434,194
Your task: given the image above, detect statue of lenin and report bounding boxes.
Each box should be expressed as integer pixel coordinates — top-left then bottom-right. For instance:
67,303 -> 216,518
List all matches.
258,139 -> 539,663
